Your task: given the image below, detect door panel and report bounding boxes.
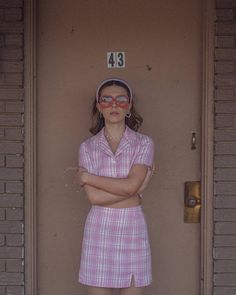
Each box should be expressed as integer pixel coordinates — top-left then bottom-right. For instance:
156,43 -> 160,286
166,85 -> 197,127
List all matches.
37,1 -> 202,294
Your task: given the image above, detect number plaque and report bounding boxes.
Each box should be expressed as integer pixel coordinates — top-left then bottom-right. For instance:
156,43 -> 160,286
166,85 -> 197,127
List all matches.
107,52 -> 125,68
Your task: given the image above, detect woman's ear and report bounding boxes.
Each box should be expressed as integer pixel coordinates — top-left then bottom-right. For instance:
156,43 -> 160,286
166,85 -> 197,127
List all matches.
128,101 -> 132,112
96,102 -> 101,112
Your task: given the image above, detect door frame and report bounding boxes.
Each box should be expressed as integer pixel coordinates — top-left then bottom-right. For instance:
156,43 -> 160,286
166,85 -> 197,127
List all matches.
24,0 -> 37,294
200,0 -> 214,294
24,0 -> 214,294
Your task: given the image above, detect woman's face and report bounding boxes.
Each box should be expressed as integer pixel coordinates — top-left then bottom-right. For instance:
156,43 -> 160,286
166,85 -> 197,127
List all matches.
97,85 -> 131,125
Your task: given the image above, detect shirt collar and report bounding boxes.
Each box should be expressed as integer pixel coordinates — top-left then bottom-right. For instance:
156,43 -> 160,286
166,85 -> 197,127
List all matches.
96,125 -> 137,157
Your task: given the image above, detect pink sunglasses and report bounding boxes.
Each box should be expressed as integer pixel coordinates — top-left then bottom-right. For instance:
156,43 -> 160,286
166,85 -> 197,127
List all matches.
99,95 -> 130,109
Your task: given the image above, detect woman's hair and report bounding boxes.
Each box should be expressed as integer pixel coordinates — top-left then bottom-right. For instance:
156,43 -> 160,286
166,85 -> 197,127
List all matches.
89,80 -> 143,135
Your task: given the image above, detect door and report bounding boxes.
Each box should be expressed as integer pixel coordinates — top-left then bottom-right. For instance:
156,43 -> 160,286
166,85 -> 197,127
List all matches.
37,1 -> 202,294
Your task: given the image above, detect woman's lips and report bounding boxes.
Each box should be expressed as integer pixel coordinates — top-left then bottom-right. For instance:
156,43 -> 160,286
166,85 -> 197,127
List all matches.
110,111 -> 119,115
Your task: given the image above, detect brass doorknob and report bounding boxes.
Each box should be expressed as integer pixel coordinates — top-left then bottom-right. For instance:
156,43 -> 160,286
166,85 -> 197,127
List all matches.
184,195 -> 201,208
184,181 -> 201,223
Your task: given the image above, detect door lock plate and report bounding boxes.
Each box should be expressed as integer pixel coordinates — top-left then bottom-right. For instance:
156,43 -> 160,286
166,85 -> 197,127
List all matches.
184,181 -> 201,223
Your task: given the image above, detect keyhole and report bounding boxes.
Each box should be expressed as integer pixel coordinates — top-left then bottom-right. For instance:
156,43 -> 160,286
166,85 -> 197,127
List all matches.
191,132 -> 196,150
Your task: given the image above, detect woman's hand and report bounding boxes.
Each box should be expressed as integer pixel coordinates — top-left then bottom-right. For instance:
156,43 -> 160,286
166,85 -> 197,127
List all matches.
137,163 -> 156,194
75,167 -> 88,187
151,162 -> 156,177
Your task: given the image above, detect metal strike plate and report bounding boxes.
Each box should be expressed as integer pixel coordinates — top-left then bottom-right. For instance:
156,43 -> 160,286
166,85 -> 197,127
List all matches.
184,181 -> 201,223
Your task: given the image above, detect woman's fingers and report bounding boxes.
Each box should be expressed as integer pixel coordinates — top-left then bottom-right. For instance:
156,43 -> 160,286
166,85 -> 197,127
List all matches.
151,163 -> 156,177
74,167 -> 87,186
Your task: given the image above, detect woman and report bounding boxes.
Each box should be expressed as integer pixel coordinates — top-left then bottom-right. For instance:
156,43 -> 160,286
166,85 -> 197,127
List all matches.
78,78 -> 155,295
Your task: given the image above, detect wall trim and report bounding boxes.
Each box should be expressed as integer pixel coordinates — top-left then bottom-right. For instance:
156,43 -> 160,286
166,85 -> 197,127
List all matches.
201,0 -> 214,294
24,0 -> 37,294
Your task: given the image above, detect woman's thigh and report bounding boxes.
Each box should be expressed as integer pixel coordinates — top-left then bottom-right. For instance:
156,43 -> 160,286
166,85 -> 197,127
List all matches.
120,286 -> 145,295
87,286 -> 113,295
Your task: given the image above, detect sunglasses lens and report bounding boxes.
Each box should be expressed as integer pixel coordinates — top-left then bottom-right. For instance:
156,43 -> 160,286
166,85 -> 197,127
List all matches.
116,95 -> 129,104
100,96 -> 113,103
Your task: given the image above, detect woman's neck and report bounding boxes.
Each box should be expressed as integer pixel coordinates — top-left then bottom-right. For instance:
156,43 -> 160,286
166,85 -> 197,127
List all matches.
104,122 -> 126,143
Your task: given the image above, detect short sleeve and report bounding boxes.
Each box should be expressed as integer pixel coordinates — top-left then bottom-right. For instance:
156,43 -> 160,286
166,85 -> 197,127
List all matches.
78,142 -> 92,172
133,136 -> 154,168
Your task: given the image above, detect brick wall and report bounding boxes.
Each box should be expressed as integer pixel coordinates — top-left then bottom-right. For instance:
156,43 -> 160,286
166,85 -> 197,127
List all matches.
1,0 -> 236,295
0,0 -> 24,295
214,0 -> 236,294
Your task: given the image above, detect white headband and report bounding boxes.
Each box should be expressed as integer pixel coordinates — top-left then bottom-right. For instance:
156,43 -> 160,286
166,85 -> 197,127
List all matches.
96,78 -> 133,102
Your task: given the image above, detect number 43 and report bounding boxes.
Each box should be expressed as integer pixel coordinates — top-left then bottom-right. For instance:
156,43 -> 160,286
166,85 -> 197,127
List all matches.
107,52 -> 125,68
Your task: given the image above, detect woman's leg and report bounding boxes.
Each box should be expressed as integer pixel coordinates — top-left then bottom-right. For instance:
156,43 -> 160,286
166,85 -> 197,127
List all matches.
120,286 -> 145,295
87,286 -> 113,295
120,276 -> 145,295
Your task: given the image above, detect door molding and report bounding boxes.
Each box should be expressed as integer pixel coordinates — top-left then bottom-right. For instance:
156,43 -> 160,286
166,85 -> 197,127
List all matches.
201,0 -> 214,294
24,0 -> 215,294
24,0 -> 37,294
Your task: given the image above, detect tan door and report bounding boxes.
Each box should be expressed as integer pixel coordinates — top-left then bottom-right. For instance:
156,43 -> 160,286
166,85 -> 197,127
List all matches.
37,1 -> 202,294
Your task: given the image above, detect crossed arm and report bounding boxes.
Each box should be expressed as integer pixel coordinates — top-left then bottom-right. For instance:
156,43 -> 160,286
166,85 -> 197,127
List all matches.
78,164 -> 155,206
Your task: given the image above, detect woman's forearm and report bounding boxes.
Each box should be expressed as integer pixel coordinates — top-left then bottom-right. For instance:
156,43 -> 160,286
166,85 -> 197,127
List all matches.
83,174 -> 133,197
84,185 -> 133,205
81,165 -> 148,197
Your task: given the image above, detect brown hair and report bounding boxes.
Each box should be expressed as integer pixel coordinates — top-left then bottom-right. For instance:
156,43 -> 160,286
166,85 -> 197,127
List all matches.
89,80 -> 143,135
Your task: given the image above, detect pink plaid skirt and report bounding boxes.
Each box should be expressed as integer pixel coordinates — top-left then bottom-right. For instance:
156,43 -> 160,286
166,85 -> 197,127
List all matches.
78,205 -> 152,288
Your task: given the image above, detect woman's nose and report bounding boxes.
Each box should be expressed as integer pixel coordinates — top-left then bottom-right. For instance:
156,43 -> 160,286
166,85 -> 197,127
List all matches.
111,100 -> 117,107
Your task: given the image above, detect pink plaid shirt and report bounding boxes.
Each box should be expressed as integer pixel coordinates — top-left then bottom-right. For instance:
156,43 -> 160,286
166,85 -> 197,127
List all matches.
79,125 -> 154,183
